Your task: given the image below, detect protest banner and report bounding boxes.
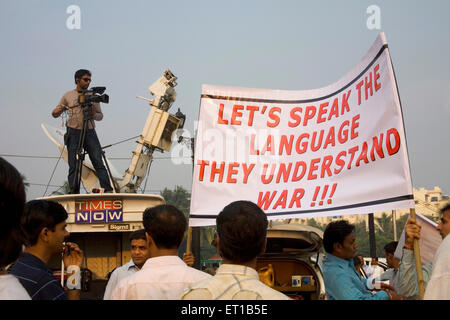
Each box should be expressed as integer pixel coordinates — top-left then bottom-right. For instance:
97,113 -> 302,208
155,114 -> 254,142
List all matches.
189,32 -> 415,227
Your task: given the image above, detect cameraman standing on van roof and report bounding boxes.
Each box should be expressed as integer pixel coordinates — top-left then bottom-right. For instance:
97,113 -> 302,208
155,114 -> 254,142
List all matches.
52,69 -> 113,194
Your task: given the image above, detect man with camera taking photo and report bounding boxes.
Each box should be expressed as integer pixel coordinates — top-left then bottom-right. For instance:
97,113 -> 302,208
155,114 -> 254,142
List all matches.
52,69 -> 113,194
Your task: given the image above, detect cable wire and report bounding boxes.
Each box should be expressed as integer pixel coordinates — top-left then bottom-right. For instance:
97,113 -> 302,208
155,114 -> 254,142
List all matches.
0,153 -> 190,160
140,155 -> 153,194
43,146 -> 66,197
101,135 -> 141,150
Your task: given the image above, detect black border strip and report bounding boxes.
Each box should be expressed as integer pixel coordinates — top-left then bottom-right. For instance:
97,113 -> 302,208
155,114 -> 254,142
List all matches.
189,194 -> 414,220
200,44 -> 388,104
388,48 -> 415,188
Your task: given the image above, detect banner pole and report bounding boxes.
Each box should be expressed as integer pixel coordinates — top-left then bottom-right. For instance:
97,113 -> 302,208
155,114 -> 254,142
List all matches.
393,209 -> 398,241
368,213 -> 377,259
186,227 -> 192,253
410,207 -> 425,300
61,259 -> 65,287
187,136 -> 200,268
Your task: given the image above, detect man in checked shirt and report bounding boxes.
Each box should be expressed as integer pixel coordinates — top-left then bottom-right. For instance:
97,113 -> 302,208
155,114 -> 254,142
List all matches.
181,200 -> 290,300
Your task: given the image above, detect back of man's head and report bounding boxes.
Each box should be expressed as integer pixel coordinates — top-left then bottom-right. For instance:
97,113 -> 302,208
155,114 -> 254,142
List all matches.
323,220 -> 354,254
216,200 -> 268,264
22,200 -> 68,246
440,203 -> 450,215
143,205 -> 186,249
383,241 -> 398,255
0,157 -> 26,267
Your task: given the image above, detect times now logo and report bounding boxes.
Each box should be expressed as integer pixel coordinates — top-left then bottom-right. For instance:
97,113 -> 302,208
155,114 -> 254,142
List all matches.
75,199 -> 123,224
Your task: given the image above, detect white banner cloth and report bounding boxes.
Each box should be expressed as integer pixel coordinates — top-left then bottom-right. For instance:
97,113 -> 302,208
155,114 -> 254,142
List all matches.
190,33 -> 414,226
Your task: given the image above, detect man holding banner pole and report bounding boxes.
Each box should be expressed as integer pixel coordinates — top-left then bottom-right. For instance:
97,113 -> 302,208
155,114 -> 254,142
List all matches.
397,204 -> 450,299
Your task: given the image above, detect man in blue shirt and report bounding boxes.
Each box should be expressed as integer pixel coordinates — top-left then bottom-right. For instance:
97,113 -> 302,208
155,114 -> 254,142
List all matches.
322,220 -> 403,300
10,200 -> 83,300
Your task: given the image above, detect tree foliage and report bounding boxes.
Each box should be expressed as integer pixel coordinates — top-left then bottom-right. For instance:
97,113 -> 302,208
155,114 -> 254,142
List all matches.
346,214 -> 411,257
160,185 -> 191,216
307,218 -> 326,231
159,185 -> 218,262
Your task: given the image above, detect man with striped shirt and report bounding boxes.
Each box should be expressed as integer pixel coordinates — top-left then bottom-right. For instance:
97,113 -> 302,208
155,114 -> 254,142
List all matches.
181,200 -> 290,300
10,200 -> 83,300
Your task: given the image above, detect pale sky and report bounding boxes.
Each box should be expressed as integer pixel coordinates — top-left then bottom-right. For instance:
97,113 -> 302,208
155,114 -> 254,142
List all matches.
1,0 -> 449,200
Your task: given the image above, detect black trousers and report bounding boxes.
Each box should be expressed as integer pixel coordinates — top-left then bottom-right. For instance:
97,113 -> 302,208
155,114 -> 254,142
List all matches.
66,127 -> 113,193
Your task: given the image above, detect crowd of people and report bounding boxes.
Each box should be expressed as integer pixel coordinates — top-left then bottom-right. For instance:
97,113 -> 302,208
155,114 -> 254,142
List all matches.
0,156 -> 449,300
324,205 -> 450,300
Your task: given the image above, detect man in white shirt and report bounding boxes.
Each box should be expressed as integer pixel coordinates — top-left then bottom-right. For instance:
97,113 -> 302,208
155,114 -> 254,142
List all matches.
111,205 -> 210,300
424,203 -> 450,299
372,241 -> 399,289
369,257 -> 384,279
0,157 -> 30,300
357,254 -> 372,278
103,229 -> 149,299
397,203 -> 450,299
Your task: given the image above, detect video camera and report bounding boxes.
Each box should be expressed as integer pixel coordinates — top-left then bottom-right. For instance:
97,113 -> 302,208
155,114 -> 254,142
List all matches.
78,86 -> 109,105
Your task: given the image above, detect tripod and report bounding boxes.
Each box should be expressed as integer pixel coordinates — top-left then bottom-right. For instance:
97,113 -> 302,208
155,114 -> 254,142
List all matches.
72,103 -> 118,194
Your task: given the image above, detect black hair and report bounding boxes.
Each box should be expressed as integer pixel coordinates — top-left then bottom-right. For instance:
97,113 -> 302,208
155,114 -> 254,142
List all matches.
384,241 -> 398,255
142,205 -> 186,249
440,202 -> 450,215
353,256 -> 362,267
22,200 -> 68,246
129,229 -> 146,242
74,69 -> 91,84
323,220 -> 355,254
216,200 -> 268,264
0,157 -> 26,267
